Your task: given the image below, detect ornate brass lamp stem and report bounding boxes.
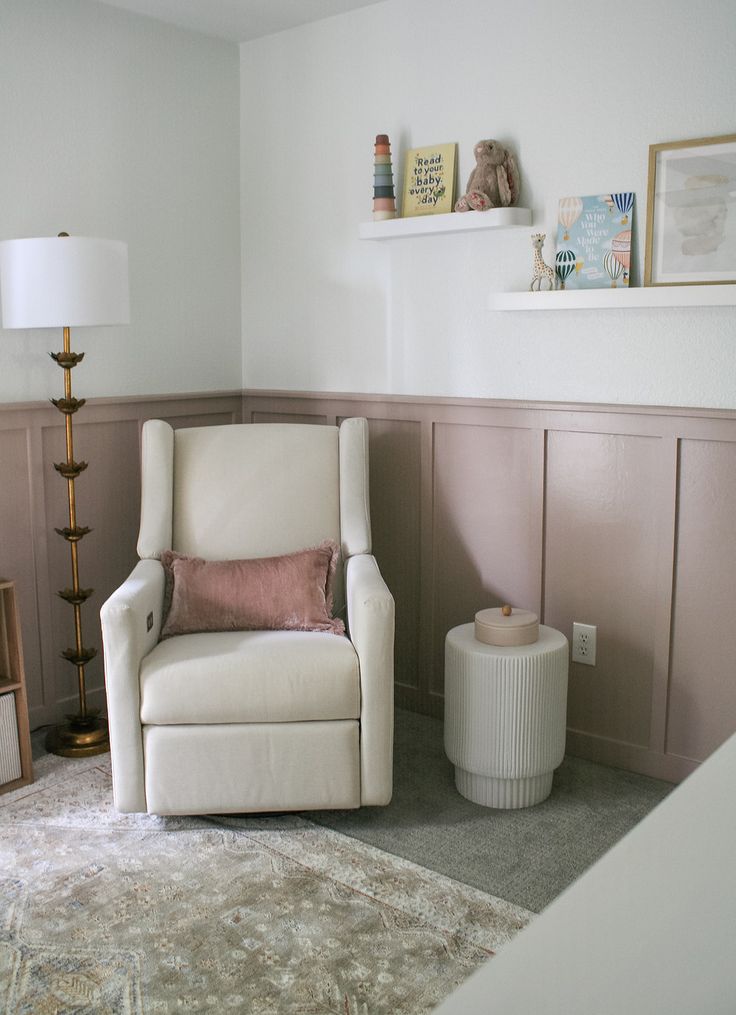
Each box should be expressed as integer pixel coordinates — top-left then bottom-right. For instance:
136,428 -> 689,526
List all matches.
45,327 -> 107,757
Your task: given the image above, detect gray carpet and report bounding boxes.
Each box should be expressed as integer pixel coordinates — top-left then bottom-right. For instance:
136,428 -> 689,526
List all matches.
309,708 -> 673,913
33,708 -> 672,915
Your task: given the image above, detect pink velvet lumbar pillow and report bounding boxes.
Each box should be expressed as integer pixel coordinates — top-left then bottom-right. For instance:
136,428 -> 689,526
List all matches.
160,541 -> 344,638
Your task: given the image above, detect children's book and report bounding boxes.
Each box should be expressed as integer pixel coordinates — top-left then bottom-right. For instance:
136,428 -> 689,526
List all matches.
402,143 -> 457,217
555,193 -> 634,288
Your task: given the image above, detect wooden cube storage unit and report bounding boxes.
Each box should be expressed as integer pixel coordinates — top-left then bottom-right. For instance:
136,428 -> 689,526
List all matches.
0,579 -> 33,793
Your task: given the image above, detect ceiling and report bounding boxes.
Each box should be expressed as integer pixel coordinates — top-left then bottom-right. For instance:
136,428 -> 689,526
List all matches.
92,0 -> 387,42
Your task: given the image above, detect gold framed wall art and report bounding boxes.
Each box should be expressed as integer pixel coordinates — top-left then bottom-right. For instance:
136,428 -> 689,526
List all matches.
644,133 -> 736,286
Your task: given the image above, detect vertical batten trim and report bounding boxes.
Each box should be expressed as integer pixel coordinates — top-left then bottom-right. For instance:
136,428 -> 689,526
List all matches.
649,436 -> 680,754
421,417 -> 438,702
539,427 -> 549,623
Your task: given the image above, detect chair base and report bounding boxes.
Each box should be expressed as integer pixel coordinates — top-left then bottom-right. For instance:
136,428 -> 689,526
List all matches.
141,719 -> 361,815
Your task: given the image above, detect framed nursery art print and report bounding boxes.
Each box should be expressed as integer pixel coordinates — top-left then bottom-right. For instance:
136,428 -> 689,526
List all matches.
644,133 -> 736,286
401,143 -> 457,217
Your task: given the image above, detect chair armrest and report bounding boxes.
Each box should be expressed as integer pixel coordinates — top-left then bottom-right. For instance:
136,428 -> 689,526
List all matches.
346,553 -> 395,805
100,558 -> 165,812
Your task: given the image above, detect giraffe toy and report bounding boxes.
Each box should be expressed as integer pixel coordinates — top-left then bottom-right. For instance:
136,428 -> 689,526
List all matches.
530,233 -> 557,291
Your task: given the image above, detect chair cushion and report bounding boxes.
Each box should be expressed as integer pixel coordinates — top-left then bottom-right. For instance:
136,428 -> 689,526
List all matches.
139,629 -> 360,725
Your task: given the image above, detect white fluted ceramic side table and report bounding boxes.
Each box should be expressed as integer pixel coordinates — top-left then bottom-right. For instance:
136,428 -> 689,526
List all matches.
444,623 -> 568,808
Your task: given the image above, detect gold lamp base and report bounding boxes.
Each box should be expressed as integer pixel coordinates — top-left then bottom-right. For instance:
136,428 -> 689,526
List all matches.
45,713 -> 109,758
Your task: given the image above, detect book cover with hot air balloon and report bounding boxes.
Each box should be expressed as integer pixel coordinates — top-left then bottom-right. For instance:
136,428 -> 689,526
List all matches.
555,193 -> 634,289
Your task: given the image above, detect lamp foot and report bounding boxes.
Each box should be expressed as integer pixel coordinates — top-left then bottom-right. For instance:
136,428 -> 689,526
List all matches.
45,714 -> 109,757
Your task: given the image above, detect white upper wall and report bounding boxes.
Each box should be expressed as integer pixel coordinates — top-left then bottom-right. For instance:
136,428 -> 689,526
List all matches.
0,0 -> 241,403
240,0 -> 736,408
1,0 -> 732,408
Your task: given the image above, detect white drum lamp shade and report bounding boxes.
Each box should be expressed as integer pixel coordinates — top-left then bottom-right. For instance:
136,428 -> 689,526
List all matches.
0,236 -> 129,329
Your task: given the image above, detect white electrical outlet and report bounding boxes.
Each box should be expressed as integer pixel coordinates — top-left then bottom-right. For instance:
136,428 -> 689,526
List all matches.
572,622 -> 597,666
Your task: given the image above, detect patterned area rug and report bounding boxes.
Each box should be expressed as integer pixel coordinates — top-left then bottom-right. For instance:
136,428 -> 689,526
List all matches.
0,754 -> 532,1014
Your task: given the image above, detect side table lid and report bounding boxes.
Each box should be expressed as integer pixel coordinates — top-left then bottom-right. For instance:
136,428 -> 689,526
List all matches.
474,605 -> 539,646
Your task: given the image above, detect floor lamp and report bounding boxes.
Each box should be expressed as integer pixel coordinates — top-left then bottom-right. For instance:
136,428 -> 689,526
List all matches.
0,234 -> 129,756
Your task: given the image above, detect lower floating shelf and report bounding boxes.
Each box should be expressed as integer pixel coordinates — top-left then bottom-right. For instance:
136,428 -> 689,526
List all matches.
488,284 -> 736,311
360,206 -> 532,240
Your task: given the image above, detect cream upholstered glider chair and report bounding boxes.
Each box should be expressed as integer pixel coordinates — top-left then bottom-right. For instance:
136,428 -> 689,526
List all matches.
100,418 -> 394,815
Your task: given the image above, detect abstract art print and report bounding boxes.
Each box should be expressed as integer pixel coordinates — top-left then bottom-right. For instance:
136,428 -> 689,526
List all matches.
645,133 -> 736,286
555,193 -> 634,289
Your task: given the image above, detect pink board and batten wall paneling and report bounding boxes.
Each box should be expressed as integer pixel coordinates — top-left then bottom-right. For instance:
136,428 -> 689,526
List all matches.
432,423 -> 544,704
0,428 -> 42,712
2,388 -> 735,784
544,431 -> 663,748
668,439 -> 736,761
361,417 -> 422,704
243,391 -> 736,784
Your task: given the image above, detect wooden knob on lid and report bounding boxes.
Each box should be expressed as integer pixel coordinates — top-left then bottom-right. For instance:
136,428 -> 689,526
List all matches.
501,604 -> 512,616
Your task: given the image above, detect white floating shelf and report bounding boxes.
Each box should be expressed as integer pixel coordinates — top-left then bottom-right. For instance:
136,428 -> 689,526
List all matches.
488,284 -> 736,311
359,206 -> 532,240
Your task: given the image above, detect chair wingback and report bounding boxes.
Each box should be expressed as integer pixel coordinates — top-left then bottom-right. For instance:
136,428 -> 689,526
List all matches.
137,418 -> 174,560
338,416 -> 372,558
137,415 -> 372,559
